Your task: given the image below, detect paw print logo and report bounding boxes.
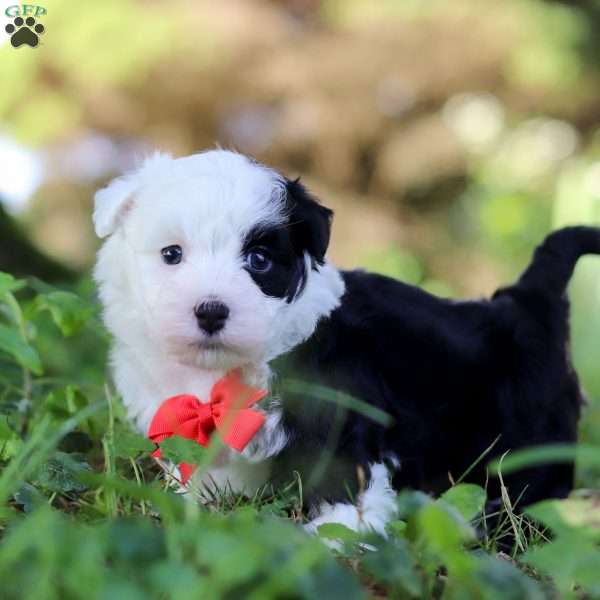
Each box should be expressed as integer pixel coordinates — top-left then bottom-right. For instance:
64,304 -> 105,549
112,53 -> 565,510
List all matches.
5,16 -> 45,48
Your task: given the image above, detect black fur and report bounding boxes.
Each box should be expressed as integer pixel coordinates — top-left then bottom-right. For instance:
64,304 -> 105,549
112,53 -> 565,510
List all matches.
241,178 -> 333,301
271,225 -> 600,513
284,178 -> 333,266
241,225 -> 305,302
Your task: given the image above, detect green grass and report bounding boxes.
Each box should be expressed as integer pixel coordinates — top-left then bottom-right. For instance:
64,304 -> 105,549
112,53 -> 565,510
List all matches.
1,271 -> 600,600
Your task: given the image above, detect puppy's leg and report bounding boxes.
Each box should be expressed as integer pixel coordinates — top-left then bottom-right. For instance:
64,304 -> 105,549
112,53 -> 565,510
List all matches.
304,463 -> 397,537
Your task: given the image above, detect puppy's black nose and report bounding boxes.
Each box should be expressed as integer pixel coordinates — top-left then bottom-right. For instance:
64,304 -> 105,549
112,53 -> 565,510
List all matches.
194,301 -> 230,335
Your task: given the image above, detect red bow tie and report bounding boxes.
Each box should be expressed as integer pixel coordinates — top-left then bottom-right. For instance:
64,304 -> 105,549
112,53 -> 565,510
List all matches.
148,369 -> 267,483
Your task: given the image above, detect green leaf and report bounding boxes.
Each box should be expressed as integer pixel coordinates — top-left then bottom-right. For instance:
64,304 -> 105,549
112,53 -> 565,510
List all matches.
414,502 -> 476,577
158,435 -> 206,464
0,415 -> 15,441
361,537 -> 423,597
36,291 -> 94,336
99,579 -> 148,600
522,536 -> 600,597
396,489 -> 433,520
0,323 -> 43,374
113,432 -> 155,459
441,483 -> 487,522
316,523 -> 362,545
489,443 -> 600,474
148,561 -> 203,598
104,518 -> 167,563
417,502 -> 473,548
526,497 -> 600,541
385,519 -> 407,539
471,554 -> 546,600
34,451 -> 91,493
0,416 -> 20,460
0,272 -> 26,296
13,483 -> 45,513
0,438 -> 24,461
45,385 -> 89,418
282,379 -> 393,426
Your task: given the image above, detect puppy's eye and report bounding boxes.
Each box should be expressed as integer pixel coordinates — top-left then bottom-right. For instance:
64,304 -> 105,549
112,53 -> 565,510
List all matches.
161,245 -> 183,265
246,249 -> 272,274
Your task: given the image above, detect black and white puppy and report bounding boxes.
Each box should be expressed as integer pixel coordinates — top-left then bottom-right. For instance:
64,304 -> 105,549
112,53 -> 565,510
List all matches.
93,149 -> 597,534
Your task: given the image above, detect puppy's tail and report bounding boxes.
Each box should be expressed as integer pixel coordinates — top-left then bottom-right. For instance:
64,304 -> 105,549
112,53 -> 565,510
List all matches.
515,226 -> 600,297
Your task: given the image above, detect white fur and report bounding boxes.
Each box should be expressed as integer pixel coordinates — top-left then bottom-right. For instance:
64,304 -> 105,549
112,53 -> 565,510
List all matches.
305,463 -> 398,537
94,149 -> 344,499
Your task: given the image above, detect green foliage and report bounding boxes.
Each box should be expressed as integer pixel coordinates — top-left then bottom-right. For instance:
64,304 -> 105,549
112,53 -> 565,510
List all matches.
112,432 -> 155,460
440,483 -> 487,522
0,273 -> 26,295
1,274 -> 600,599
0,274 -> 367,599
33,451 -> 91,494
0,505 -> 363,600
523,498 -> 600,598
158,435 -> 208,465
281,379 -> 393,426
316,485 -> 548,599
0,322 -> 42,375
34,291 -> 95,337
489,443 -> 600,475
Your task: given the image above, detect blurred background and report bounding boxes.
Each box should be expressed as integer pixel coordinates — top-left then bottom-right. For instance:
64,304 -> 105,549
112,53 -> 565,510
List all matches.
1,0 -> 600,443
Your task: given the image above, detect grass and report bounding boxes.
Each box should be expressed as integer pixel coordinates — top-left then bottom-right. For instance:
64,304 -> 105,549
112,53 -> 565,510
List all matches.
1,271 -> 600,600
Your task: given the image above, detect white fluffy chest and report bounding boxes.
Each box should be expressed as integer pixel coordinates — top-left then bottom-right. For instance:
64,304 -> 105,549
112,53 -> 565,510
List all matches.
111,345 -> 286,490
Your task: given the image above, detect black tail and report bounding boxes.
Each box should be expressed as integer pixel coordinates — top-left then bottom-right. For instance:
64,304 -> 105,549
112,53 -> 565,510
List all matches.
517,226 -> 600,296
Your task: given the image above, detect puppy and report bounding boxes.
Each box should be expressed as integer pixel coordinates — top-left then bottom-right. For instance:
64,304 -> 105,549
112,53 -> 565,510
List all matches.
93,149 -> 598,535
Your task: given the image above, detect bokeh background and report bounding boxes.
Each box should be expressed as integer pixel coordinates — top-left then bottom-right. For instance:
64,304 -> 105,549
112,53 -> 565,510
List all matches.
1,0 -> 600,445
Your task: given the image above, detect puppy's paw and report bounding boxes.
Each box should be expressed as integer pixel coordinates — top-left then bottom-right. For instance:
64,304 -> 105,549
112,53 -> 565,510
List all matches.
305,502 -> 361,534
305,505 -> 383,552
304,463 -> 399,547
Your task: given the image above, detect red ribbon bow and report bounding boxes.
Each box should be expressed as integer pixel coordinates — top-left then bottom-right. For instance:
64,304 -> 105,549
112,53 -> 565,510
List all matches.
148,369 -> 267,483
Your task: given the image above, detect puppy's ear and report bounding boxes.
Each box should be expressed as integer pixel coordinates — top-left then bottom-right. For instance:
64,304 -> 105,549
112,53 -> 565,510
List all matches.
285,178 -> 333,264
93,175 -> 138,238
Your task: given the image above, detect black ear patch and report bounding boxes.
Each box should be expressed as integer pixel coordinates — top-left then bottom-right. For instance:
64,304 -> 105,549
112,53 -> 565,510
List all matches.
285,178 -> 333,266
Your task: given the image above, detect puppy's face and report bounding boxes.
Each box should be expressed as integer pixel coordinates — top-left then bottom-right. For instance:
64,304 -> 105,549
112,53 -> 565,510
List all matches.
94,151 -> 338,370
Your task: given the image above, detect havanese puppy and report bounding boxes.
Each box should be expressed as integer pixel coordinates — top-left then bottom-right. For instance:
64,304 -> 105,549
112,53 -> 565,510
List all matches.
93,149 -> 598,535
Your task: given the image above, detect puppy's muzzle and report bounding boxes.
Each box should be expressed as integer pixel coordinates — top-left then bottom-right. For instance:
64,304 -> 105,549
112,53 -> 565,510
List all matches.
194,301 -> 230,335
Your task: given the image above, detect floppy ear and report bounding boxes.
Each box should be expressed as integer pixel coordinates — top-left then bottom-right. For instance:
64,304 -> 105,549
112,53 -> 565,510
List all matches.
285,178 -> 333,265
93,175 -> 139,238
